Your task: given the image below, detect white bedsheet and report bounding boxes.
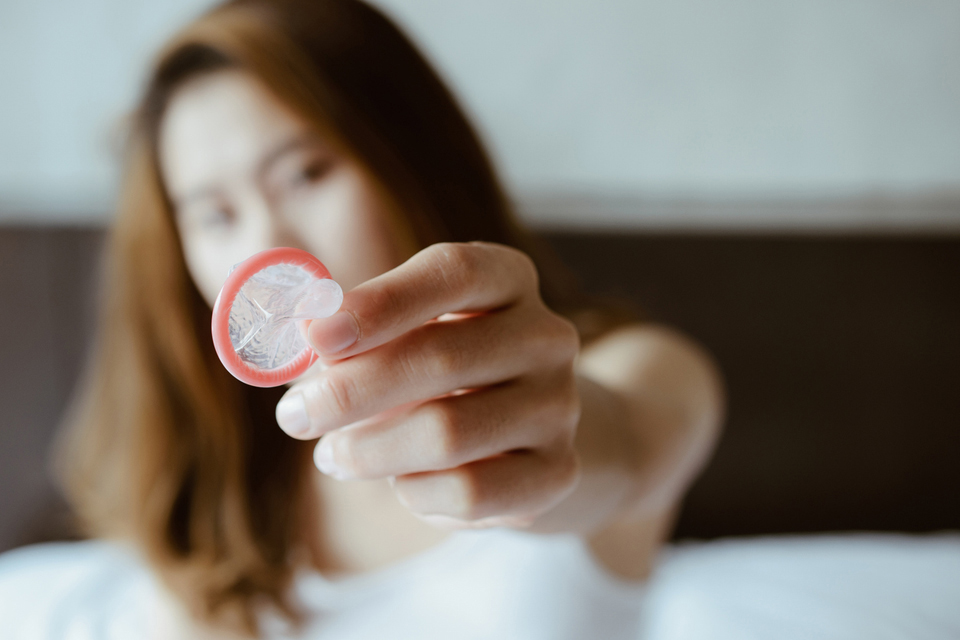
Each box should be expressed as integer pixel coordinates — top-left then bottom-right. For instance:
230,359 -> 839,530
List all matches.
0,532 -> 957,638
640,534 -> 960,639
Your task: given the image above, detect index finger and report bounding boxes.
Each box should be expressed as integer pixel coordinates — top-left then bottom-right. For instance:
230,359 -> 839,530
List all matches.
306,242 -> 538,359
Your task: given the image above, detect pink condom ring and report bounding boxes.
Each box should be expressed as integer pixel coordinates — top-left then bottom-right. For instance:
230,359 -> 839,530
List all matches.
212,247 -> 340,387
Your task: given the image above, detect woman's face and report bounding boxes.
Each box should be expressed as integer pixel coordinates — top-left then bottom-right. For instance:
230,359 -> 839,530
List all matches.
159,70 -> 415,304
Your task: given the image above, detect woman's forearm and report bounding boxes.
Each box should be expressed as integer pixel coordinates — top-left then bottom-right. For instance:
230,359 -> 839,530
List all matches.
531,324 -> 725,534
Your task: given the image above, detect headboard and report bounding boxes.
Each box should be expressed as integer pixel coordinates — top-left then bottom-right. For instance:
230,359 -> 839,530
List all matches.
0,227 -> 957,553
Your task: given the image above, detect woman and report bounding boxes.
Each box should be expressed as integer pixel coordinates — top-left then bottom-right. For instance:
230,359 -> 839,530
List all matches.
1,0 -> 723,637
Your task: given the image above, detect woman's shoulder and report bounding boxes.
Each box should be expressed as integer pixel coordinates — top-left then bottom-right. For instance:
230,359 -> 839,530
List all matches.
0,540 -> 158,639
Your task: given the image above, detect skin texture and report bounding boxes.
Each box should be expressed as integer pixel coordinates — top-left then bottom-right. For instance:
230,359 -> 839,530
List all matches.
161,71 -> 725,585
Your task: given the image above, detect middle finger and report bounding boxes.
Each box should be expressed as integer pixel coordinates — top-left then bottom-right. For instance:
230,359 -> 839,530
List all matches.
279,304 -> 569,439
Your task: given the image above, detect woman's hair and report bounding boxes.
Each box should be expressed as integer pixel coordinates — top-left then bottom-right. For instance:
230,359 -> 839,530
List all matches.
58,0 -> 626,634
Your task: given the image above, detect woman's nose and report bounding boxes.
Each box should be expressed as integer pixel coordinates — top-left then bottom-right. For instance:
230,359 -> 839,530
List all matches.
267,217 -> 304,251
246,191 -> 307,252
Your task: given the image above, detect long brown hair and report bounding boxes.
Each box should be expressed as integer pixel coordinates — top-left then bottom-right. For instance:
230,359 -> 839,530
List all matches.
59,0 -> 615,634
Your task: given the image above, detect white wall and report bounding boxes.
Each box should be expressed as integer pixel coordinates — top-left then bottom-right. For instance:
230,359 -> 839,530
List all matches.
1,0 -> 959,227
0,0 -> 217,221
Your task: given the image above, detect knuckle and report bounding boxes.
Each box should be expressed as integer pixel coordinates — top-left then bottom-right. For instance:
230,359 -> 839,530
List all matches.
528,312 -> 580,366
368,280 -> 407,324
538,450 -> 581,511
484,243 -> 539,292
512,248 -> 540,290
423,403 -> 466,463
536,377 -> 580,446
313,374 -> 358,422
428,334 -> 465,378
556,379 -> 582,438
431,242 -> 483,294
551,314 -> 581,360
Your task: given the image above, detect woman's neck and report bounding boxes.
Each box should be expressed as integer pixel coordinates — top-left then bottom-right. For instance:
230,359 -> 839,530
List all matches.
303,470 -> 449,576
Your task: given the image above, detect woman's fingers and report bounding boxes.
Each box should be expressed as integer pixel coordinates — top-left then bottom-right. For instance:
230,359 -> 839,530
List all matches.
311,375 -> 580,480
392,448 -> 581,523
278,305 -> 578,439
306,242 -> 539,359
275,241 -> 586,527
282,241 -> 586,528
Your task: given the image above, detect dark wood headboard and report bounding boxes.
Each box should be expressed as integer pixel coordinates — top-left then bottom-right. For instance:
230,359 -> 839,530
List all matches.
545,232 -> 960,537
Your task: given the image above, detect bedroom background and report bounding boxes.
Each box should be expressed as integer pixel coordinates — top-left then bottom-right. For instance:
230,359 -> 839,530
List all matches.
1,0 -> 958,552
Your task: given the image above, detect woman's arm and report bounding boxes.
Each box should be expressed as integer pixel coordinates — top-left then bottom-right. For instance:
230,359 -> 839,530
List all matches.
530,324 -> 725,576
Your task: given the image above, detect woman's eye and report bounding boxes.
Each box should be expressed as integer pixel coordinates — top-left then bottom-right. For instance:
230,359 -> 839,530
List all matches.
199,205 -> 235,229
292,158 -> 331,186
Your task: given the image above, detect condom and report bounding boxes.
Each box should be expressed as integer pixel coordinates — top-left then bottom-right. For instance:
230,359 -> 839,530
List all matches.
212,247 -> 343,387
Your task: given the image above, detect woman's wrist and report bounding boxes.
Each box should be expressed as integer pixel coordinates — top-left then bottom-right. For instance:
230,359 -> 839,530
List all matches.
530,324 -> 724,534
525,374 -> 641,534
579,324 -> 725,520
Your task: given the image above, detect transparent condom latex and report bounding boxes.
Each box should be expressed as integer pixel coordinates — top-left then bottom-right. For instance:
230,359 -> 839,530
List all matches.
212,247 -> 342,387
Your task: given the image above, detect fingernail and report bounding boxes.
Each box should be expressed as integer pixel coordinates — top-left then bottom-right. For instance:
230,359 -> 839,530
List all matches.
308,311 -> 359,355
276,393 -> 311,437
314,436 -> 347,478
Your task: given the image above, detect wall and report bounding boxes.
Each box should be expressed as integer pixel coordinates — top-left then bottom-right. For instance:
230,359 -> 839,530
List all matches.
1,0 -> 959,227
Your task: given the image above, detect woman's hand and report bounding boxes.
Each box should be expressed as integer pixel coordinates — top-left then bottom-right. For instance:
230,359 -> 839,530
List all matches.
275,242 -> 582,528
